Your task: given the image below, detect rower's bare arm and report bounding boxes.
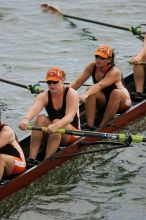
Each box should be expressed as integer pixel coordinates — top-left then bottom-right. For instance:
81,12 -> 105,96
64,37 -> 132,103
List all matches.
23,93 -> 47,121
66,88 -> 79,120
19,92 -> 47,130
130,34 -> 146,63
71,63 -> 93,90
86,68 -> 120,97
141,34 -> 146,59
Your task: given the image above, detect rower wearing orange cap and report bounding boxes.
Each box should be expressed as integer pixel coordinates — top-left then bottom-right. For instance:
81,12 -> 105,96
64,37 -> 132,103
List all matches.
19,67 -> 80,161
71,44 -> 131,129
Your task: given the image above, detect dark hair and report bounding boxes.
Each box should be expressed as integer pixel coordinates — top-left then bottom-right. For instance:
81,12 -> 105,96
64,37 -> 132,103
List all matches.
0,123 -> 4,132
109,51 -> 115,65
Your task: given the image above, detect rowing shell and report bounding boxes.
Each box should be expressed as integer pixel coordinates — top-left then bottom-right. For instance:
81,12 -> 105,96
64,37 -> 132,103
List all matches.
0,73 -> 146,201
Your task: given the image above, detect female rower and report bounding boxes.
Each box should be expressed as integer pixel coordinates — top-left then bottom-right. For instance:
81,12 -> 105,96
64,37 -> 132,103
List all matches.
19,66 -> 80,161
71,44 -> 131,129
0,122 -> 26,182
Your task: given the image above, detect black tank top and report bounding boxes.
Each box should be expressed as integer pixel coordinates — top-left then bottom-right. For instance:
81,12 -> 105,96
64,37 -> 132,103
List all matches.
45,87 -> 79,128
92,64 -> 116,98
0,124 -> 21,158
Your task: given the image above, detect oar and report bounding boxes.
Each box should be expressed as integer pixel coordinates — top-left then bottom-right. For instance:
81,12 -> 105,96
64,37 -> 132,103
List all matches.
0,78 -> 42,94
39,80 -> 91,87
129,60 -> 146,65
51,144 -> 133,160
40,4 -> 144,36
27,126 -> 146,143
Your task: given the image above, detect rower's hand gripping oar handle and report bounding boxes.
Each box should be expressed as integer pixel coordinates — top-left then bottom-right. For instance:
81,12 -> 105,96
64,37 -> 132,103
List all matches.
27,126 -> 68,134
27,126 -> 146,143
128,60 -> 146,65
27,125 -> 48,132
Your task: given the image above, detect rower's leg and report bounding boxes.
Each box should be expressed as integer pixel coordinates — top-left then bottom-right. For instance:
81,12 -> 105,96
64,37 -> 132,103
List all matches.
44,119 -> 62,160
44,122 -> 78,159
29,115 -> 50,160
85,94 -> 97,127
86,92 -> 106,128
133,65 -> 145,93
99,89 -> 126,128
0,155 -> 5,180
44,133 -> 62,160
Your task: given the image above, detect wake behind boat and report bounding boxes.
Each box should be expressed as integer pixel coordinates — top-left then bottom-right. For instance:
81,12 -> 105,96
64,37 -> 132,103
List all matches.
0,73 -> 146,201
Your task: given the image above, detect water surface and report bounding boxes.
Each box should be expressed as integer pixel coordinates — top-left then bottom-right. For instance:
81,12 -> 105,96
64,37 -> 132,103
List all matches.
0,0 -> 146,219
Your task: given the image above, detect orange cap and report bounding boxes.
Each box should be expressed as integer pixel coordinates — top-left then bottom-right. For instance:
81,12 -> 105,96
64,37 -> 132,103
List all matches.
95,44 -> 113,58
46,67 -> 63,81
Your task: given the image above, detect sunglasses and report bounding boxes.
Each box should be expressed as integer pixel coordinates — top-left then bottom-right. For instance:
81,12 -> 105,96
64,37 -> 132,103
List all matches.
47,80 -> 59,85
95,55 -> 107,60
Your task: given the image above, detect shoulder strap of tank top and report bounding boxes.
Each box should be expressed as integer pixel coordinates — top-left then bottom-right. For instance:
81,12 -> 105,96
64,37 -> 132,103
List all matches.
47,90 -> 53,107
92,65 -> 97,83
64,86 -> 69,99
105,63 -> 115,74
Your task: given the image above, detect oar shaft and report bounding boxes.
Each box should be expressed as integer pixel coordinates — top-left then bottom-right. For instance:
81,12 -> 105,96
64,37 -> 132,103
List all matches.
0,78 -> 42,94
39,80 -> 91,87
52,144 -> 133,160
63,14 -> 130,32
27,126 -> 146,143
0,78 -> 29,89
41,4 -> 144,36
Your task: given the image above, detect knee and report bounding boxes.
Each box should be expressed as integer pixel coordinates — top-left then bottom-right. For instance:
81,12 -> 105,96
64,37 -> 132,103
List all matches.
52,119 -> 60,123
110,89 -> 121,99
87,94 -> 96,103
35,114 -> 48,126
0,155 -> 5,167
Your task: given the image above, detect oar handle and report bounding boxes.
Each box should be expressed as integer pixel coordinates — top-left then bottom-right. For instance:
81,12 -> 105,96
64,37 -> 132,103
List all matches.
27,125 -> 48,132
27,126 -> 70,134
